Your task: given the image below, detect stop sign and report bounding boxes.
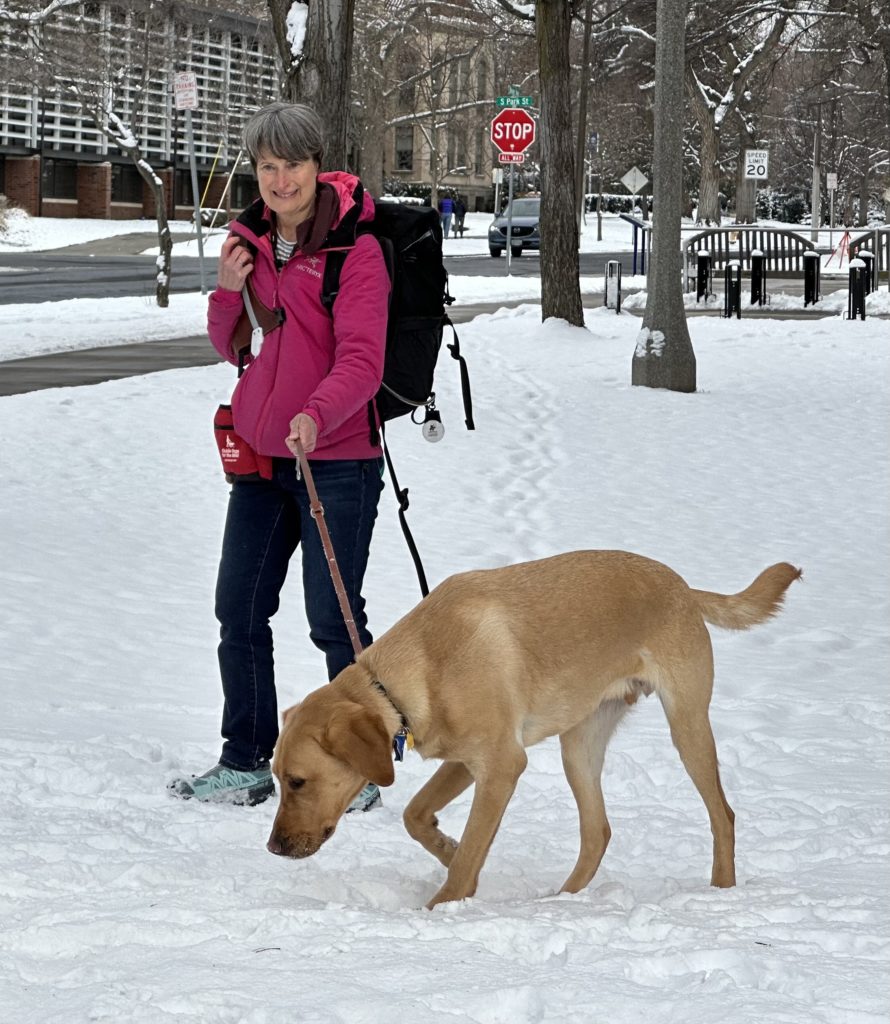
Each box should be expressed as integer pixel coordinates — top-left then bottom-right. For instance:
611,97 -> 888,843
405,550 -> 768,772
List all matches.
490,108 -> 536,155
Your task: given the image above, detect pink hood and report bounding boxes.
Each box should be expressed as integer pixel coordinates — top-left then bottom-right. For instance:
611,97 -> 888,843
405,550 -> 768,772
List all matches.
207,172 -> 389,461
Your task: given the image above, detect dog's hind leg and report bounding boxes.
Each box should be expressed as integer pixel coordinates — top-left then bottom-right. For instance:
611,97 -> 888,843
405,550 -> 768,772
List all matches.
404,761 -> 474,868
659,655 -> 736,888
558,698 -> 631,893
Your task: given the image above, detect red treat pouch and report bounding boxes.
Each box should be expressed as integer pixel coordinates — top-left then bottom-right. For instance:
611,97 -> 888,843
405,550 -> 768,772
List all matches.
213,405 -> 273,480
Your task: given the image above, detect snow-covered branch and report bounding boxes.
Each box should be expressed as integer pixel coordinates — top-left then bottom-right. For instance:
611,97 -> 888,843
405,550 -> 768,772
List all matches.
0,0 -> 79,23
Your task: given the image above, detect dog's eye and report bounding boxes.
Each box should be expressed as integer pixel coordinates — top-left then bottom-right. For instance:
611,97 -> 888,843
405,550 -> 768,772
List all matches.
287,776 -> 306,791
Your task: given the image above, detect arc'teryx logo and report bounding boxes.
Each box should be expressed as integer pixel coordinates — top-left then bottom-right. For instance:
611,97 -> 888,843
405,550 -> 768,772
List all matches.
298,255 -> 322,279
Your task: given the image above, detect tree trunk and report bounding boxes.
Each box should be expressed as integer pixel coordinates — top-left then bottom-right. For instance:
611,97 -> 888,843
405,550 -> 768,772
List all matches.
697,117 -> 721,225
858,162 -> 869,227
535,0 -> 583,326
360,122 -> 384,198
267,0 -> 356,170
633,0 -> 696,393
735,125 -> 757,224
574,0 -> 594,230
133,157 -> 172,307
356,66 -> 385,197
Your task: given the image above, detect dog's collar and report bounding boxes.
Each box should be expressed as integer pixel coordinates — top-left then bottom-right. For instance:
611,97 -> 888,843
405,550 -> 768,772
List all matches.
371,679 -> 414,762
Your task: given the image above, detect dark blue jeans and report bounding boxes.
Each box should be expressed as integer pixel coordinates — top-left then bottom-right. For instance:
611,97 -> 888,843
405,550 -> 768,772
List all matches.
215,457 -> 383,770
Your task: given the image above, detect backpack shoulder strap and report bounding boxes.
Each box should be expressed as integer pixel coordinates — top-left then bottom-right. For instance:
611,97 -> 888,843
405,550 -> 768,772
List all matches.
321,229 -> 392,314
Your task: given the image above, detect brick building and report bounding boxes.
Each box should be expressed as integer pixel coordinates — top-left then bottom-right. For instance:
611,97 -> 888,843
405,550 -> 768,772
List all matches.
0,1 -> 278,220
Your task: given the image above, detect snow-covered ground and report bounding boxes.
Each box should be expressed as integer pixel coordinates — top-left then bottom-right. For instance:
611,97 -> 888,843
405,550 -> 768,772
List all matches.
0,216 -> 888,1024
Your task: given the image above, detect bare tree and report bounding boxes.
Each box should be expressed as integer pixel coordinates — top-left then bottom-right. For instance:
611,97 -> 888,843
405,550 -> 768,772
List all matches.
266,0 -> 355,170
352,1 -> 500,205
685,0 -> 794,224
632,0 -> 696,392
855,0 -> 890,136
0,0 -> 175,305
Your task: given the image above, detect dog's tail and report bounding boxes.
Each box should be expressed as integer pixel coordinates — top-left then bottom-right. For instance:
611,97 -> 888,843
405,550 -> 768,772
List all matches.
691,562 -> 802,631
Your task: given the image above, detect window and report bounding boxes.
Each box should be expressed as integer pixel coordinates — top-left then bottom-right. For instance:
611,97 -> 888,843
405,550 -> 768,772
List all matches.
399,78 -> 416,110
454,56 -> 470,99
446,126 -> 467,175
395,126 -> 414,172
476,58 -> 488,97
112,163 -> 143,203
41,158 -> 76,199
474,128 -> 485,175
231,174 -> 258,209
430,49 -> 444,97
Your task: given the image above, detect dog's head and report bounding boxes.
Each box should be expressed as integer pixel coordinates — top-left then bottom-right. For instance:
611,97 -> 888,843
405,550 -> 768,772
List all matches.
267,687 -> 395,859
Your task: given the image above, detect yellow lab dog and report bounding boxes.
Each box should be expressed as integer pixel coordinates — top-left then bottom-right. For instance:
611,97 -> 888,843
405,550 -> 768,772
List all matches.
268,550 -> 801,908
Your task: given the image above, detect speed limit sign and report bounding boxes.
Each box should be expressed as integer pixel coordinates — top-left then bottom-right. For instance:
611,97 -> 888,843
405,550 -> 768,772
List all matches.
744,149 -> 769,180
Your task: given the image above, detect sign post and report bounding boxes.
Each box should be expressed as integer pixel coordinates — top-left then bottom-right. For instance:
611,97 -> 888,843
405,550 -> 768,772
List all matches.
491,166 -> 504,217
491,105 -> 536,276
174,71 -> 207,295
827,172 -> 838,250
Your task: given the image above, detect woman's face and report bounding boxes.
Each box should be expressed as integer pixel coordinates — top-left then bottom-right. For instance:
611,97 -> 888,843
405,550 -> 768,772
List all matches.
255,149 -> 319,233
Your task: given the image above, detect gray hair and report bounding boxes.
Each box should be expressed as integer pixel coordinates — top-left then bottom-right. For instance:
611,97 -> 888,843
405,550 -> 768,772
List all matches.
242,102 -> 325,169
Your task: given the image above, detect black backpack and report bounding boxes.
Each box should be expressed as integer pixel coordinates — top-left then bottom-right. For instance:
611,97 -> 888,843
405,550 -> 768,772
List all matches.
321,201 -> 474,442
320,200 -> 475,597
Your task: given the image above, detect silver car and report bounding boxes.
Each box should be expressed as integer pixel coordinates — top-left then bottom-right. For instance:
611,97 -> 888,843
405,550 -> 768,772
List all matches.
488,197 -> 541,257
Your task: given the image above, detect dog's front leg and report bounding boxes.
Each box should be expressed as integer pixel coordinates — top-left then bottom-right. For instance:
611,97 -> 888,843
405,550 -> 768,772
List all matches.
426,746 -> 528,909
404,761 -> 473,867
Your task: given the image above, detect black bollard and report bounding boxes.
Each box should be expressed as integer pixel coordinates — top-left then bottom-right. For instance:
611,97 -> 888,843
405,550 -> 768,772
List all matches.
847,259 -> 867,320
803,251 -> 821,307
751,249 -> 767,307
858,249 -> 875,295
696,251 -> 712,303
604,260 -> 622,313
723,261 -> 742,319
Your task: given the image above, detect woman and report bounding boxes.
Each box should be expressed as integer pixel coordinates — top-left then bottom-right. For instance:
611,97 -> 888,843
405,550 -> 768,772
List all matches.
171,102 -> 390,810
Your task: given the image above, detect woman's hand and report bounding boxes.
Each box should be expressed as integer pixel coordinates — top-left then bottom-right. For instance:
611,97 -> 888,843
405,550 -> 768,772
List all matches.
217,236 -> 254,292
286,413 -> 319,456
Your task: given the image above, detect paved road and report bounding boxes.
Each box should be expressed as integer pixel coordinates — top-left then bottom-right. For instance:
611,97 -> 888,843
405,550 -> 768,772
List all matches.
0,231 -> 632,304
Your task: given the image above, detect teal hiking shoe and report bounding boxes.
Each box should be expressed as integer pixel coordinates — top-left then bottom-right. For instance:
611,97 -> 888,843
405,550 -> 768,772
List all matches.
168,762 -> 274,806
346,782 -> 382,814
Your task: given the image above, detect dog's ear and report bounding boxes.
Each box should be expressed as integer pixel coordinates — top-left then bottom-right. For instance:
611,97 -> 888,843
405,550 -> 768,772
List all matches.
322,703 -> 395,788
281,703 -> 300,726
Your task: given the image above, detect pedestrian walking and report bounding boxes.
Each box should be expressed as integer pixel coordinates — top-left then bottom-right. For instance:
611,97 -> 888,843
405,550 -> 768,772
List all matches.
439,195 -> 454,239
453,196 -> 467,237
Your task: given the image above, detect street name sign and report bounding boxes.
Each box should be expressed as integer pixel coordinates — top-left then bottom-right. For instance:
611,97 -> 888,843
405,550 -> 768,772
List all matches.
496,96 -> 533,108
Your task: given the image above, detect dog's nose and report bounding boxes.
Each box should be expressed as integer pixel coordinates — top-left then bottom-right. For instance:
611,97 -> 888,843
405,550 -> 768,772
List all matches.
267,834 -> 285,856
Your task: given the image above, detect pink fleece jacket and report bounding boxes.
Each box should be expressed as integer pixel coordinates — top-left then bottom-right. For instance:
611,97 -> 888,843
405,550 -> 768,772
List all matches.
207,172 -> 389,460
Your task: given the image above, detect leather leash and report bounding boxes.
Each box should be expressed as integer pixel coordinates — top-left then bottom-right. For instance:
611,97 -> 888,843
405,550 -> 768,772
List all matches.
292,438 -> 364,659
293,440 -> 414,759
